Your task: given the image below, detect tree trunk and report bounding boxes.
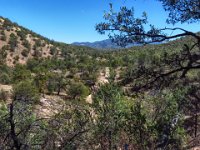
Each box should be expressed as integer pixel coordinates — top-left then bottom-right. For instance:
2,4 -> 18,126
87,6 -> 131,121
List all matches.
9,102 -> 21,150
57,86 -> 61,95
194,102 -> 198,137
108,130 -> 112,150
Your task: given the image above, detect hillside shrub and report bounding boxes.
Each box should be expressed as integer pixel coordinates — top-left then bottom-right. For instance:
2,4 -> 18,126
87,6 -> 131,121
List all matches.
9,33 -> 18,51
0,73 -> 11,84
0,90 -> 8,101
21,49 -> 29,57
13,80 -> 40,104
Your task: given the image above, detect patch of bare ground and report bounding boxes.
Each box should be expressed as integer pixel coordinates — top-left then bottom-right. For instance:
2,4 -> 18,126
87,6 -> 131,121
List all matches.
0,84 -> 67,119
84,67 -> 112,124
85,94 -> 92,104
0,84 -> 13,104
97,67 -> 110,84
0,84 -> 12,92
85,67 -> 110,104
35,95 -> 66,118
191,147 -> 200,150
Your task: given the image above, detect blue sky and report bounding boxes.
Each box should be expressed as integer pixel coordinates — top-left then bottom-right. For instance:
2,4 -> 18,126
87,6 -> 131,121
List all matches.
0,0 -> 199,43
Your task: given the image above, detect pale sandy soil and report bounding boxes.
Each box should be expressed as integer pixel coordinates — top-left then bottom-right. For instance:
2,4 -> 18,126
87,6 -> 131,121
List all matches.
0,18 -> 5,24
35,95 -> 66,118
0,84 -> 12,92
0,83 -> 65,118
191,146 -> 200,150
97,67 -> 110,84
85,67 -> 110,104
85,94 -> 93,104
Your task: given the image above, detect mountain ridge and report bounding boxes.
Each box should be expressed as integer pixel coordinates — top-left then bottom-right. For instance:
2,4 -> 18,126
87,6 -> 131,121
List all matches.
72,39 -> 122,49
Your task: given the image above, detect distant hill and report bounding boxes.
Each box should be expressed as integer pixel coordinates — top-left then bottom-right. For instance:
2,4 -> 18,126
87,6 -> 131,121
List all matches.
0,16 -> 95,66
72,39 -> 123,49
0,15 -> 198,68
72,39 -> 166,49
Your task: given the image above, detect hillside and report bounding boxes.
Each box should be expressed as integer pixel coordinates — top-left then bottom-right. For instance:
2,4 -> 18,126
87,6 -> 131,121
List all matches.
0,17 -> 199,149
0,16 -> 97,66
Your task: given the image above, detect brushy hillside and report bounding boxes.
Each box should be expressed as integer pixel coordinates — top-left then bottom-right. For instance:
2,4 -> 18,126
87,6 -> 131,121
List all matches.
0,17 -> 199,149
0,16 -> 97,66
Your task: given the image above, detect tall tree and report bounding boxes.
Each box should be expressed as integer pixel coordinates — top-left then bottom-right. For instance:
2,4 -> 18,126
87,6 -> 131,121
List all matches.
96,0 -> 200,148
158,0 -> 200,24
0,81 -> 40,149
96,0 -> 200,93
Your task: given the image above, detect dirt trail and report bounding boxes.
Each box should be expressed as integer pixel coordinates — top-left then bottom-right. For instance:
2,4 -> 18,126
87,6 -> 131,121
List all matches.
97,67 -> 110,84
0,84 -> 12,92
36,95 -> 65,118
85,67 -> 110,104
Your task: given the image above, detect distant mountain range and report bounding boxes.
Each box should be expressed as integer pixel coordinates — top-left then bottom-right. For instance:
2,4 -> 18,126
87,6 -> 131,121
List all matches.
72,39 -> 124,49
72,39 -> 164,49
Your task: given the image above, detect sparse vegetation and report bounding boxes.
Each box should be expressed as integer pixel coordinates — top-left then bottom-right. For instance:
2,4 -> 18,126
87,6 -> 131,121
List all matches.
21,49 -> 29,57
9,33 -> 18,51
0,1 -> 199,148
0,30 -> 6,41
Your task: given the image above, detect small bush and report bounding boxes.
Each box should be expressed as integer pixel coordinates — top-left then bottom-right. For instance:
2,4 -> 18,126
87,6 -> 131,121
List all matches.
68,81 -> 90,100
22,40 -> 31,49
0,90 -> 8,101
13,80 -> 40,104
50,47 -> 57,55
9,33 -> 18,51
0,73 -> 11,84
0,35 -> 6,41
14,55 -> 19,61
21,49 -> 29,57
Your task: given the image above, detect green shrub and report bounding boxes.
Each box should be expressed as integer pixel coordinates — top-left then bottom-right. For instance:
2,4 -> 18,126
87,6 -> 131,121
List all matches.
0,73 -> 11,84
13,64 -> 32,82
16,30 -> 26,41
0,90 -> 8,101
9,33 -> 18,51
0,33 -> 6,41
0,47 -> 7,64
50,46 -> 57,55
14,55 -> 19,61
13,80 -> 39,104
22,40 -> 31,49
21,49 -> 29,57
68,81 -> 90,100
